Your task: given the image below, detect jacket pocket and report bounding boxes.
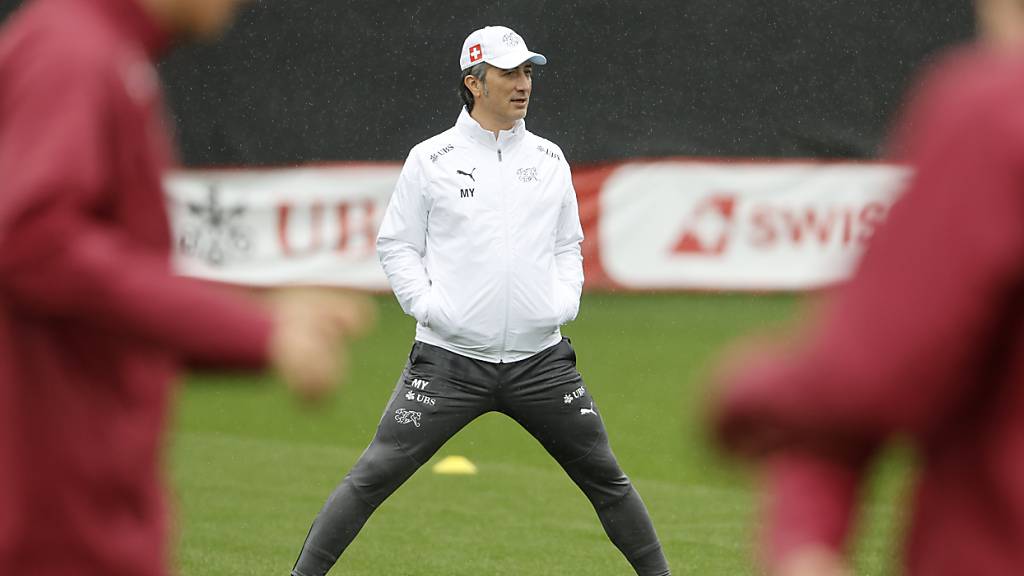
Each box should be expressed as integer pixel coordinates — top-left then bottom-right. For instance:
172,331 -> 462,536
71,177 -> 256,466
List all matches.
425,285 -> 456,338
555,285 -> 579,325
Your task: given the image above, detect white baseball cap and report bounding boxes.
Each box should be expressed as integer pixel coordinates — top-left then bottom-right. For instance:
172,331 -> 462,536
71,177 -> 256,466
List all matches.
459,26 -> 547,71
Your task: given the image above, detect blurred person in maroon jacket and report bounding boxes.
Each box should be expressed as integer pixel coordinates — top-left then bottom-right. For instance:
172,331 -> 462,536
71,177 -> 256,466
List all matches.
0,1 -> 371,575
712,1 -> 1024,575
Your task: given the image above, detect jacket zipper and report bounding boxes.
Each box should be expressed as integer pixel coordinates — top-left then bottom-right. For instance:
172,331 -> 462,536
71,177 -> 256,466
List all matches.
498,146 -> 510,362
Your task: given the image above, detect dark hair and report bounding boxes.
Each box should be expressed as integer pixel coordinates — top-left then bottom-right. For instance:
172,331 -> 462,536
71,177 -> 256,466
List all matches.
458,63 -> 488,112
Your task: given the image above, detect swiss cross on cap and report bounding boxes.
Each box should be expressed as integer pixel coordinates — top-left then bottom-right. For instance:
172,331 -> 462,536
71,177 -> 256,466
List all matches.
459,26 -> 548,71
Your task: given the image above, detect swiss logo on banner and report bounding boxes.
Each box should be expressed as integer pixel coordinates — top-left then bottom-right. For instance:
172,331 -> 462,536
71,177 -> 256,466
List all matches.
469,44 -> 483,63
671,194 -> 737,256
597,162 -> 905,291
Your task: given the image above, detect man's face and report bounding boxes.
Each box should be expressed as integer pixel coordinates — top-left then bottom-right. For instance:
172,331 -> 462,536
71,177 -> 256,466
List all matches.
169,0 -> 250,39
475,63 -> 534,125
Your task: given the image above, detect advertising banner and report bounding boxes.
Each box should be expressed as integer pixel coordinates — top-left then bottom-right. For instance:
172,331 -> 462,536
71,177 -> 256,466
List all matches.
167,161 -> 909,291
167,166 -> 398,288
597,162 -> 909,290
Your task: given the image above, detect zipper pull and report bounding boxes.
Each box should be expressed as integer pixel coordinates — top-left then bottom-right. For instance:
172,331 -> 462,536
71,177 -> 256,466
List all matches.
498,149 -> 502,162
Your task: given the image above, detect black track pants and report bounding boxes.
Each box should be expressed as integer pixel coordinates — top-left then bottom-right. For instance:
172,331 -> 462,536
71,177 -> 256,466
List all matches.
292,339 -> 670,576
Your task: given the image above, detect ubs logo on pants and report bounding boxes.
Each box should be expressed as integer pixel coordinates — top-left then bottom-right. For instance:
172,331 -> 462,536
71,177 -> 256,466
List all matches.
405,391 -> 436,406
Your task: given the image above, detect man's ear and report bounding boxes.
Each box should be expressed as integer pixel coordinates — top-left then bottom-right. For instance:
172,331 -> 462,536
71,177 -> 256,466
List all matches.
464,65 -> 488,98
464,74 -> 480,98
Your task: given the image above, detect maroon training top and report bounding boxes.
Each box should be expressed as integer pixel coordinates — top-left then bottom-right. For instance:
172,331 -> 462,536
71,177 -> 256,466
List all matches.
0,1 -> 274,574
715,46 -> 1024,575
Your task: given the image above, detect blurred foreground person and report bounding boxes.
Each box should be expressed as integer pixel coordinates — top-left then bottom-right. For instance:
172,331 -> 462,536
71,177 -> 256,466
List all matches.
0,1 -> 371,575
712,1 -> 1024,575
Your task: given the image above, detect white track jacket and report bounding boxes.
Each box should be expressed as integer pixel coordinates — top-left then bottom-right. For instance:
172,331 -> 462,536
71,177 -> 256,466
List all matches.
377,108 -> 584,362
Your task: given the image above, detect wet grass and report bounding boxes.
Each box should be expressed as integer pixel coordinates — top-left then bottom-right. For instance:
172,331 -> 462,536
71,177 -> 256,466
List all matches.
171,293 -> 908,575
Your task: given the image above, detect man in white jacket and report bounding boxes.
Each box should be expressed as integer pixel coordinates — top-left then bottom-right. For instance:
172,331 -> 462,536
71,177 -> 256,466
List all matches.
291,26 -> 670,576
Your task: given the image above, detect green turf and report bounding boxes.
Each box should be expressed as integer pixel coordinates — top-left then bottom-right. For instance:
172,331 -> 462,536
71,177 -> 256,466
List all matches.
171,293 -> 910,575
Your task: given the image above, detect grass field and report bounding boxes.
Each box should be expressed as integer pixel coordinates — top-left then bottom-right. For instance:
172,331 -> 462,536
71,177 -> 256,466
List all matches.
171,293 -> 910,575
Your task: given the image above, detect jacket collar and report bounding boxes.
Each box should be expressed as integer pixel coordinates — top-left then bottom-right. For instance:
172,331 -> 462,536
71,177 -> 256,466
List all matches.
455,107 -> 526,150
91,0 -> 174,60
